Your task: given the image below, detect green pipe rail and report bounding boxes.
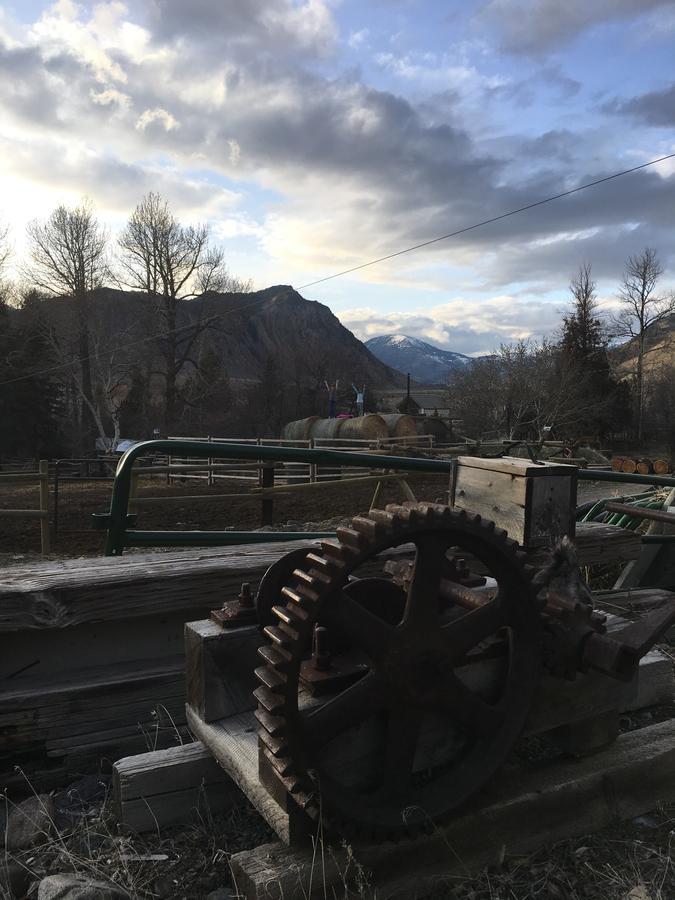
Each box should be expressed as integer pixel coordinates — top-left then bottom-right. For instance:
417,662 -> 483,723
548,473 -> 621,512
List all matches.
96,439 -> 454,555
95,440 -> 675,556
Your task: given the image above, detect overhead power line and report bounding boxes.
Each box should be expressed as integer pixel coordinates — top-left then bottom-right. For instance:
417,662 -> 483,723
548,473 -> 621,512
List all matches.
297,152 -> 675,289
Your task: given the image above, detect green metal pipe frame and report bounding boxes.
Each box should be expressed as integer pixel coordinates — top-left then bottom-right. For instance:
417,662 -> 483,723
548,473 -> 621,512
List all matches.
99,439 -> 675,556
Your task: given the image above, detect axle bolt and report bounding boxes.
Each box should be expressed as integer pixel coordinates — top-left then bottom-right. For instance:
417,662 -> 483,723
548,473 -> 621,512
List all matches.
312,625 -> 331,671
238,582 -> 254,609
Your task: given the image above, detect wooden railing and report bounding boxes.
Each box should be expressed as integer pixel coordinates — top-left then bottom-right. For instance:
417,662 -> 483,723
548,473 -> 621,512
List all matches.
0,459 -> 50,554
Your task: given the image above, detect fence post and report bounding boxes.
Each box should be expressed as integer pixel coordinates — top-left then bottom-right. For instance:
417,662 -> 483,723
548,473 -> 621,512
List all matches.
39,459 -> 50,556
261,462 -> 275,526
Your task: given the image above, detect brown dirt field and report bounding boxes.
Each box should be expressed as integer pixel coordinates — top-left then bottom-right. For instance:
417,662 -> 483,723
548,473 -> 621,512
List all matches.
0,473 -> 452,558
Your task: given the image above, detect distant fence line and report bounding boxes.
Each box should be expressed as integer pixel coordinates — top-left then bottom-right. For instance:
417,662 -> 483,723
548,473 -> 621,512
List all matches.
0,460 -> 50,555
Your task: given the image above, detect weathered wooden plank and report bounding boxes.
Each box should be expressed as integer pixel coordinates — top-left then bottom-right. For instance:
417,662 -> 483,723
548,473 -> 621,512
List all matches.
113,741 -> 240,832
229,718 -> 675,899
185,706 -> 308,846
0,540 -> 321,631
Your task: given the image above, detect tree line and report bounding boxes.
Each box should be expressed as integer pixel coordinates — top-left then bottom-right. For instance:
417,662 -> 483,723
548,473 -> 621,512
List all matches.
0,195 -> 252,458
1,196 -> 673,461
447,251 -> 675,447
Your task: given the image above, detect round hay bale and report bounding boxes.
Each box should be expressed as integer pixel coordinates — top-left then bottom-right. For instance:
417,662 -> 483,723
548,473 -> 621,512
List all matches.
309,418 -> 344,440
337,414 -> 389,441
611,456 -> 624,471
281,417 -> 319,441
621,457 -> 637,474
379,414 -> 418,439
636,458 -> 652,475
654,458 -> 671,475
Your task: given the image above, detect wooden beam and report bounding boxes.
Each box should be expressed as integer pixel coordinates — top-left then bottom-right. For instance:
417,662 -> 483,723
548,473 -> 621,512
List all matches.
113,741 -> 239,833
0,540 -> 321,631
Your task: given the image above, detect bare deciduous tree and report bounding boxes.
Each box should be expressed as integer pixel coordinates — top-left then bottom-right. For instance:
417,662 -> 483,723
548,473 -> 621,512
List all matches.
0,220 -> 10,280
25,201 -> 109,442
118,192 -> 250,431
613,248 -> 675,439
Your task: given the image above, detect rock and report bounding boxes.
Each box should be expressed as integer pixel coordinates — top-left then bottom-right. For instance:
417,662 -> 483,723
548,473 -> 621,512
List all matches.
624,887 -> 652,900
206,889 -> 235,900
38,874 -> 130,899
5,795 -> 54,851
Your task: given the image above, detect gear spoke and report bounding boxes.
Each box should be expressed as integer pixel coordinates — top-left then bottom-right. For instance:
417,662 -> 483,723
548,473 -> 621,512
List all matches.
438,673 -> 504,736
303,670 -> 383,749
322,589 -> 394,662
441,594 -> 506,661
380,706 -> 423,795
402,535 -> 449,632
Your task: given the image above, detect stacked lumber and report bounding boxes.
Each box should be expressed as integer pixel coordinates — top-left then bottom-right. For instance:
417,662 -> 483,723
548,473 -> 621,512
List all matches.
0,540 -> 320,788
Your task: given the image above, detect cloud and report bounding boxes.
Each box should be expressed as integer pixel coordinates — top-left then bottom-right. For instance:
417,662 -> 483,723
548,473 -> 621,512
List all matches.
339,295 -> 565,355
135,107 -> 180,131
603,83 -> 675,127
474,0 -> 672,54
0,0 -> 674,306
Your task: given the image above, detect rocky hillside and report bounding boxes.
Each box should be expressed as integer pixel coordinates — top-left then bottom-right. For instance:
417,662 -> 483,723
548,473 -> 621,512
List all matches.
365,334 -> 472,383
36,285 -> 405,389
610,312 -> 675,376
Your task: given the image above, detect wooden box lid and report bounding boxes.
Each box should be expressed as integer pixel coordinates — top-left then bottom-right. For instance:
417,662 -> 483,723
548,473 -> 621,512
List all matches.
455,456 -> 578,478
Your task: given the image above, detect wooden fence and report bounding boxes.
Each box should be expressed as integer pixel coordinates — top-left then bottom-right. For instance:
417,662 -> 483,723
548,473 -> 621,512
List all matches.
0,459 -> 50,554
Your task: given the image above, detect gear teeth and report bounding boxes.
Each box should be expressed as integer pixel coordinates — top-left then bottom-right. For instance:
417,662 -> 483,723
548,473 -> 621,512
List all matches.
262,745 -> 296,777
254,665 -> 286,692
304,553 -> 336,580
263,624 -> 294,651
259,728 -> 288,757
272,604 -> 305,628
367,508 -> 399,528
279,586 -> 313,615
255,708 -> 287,737
254,685 -> 286,714
385,503 -> 415,521
319,540 -> 348,565
335,526 -> 368,550
257,644 -> 292,669
292,569 -> 324,597
352,515 -> 384,540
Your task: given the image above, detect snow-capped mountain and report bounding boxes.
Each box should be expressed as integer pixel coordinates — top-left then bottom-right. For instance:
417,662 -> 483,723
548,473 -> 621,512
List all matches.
365,334 -> 473,384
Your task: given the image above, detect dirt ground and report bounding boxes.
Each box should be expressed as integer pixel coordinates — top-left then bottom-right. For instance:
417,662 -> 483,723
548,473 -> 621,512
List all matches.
0,473 -> 452,559
0,473 -> 652,562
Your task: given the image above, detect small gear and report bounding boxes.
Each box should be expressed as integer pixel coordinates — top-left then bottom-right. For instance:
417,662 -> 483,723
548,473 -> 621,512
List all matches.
254,501 -> 543,839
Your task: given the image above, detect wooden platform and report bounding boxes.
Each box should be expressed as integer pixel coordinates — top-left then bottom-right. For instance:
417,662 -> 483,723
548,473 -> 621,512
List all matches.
227,718 -> 675,899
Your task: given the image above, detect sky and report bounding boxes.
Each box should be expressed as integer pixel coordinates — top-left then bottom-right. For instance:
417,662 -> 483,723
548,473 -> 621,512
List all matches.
1,0 -> 674,355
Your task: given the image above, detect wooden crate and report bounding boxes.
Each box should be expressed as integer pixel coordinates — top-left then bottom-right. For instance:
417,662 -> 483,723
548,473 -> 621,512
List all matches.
451,456 -> 578,547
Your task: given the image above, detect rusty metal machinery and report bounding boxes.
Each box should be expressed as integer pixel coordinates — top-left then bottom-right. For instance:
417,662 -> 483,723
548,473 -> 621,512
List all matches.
247,501 -> 675,841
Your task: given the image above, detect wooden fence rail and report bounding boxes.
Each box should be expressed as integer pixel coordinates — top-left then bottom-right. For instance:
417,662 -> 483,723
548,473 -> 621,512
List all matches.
0,459 -> 50,554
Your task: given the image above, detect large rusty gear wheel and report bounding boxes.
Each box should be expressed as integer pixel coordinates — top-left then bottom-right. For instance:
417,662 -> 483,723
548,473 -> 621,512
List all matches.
254,502 -> 543,840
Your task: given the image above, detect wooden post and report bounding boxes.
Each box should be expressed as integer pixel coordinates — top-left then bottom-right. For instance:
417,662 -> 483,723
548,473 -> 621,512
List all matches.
39,459 -> 50,556
261,463 -> 275,526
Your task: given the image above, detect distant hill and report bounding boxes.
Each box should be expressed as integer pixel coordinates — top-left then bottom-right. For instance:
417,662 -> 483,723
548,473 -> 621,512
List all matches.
34,285 -> 405,390
610,312 -> 675,376
365,334 -> 473,384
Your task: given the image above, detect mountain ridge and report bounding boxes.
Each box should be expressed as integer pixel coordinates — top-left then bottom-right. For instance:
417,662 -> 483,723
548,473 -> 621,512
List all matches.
365,333 -> 473,383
